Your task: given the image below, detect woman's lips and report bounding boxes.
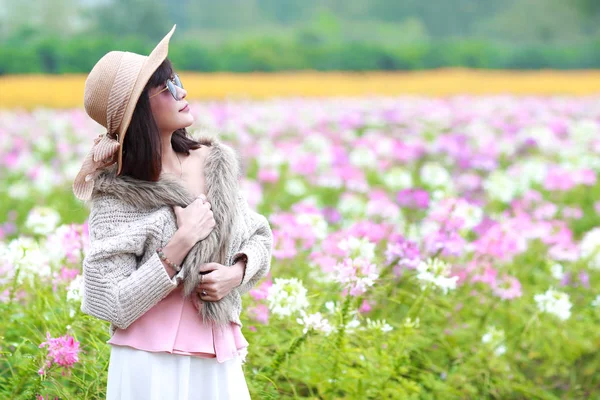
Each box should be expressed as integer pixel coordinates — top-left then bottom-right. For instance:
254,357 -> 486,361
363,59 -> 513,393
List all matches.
179,104 -> 189,112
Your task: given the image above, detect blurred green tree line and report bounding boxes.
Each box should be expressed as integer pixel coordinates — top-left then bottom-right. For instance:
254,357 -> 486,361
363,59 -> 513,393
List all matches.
0,0 -> 599,73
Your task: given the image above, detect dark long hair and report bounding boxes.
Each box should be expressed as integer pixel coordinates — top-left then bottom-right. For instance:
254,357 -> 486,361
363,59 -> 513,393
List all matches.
119,58 -> 201,181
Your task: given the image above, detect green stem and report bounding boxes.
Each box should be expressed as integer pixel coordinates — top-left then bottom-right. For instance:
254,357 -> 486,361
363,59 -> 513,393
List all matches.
264,331 -> 310,377
327,294 -> 352,396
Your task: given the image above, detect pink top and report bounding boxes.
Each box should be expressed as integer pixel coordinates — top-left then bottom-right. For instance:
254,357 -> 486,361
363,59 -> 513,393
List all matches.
108,286 -> 248,363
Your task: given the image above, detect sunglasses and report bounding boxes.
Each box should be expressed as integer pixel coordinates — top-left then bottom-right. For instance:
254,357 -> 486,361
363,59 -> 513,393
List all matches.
149,73 -> 184,100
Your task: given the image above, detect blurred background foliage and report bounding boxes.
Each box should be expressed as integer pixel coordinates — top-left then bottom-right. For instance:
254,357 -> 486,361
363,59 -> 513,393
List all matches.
0,0 -> 599,73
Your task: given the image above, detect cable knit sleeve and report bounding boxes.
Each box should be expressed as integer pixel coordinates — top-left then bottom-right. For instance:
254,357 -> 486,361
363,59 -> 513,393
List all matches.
232,194 -> 273,296
81,196 -> 179,330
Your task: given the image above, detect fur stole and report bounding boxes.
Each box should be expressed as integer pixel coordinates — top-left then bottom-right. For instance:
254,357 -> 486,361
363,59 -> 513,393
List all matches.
91,136 -> 241,326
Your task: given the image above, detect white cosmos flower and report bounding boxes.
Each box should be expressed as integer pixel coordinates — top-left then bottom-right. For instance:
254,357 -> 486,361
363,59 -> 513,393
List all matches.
349,147 -> 377,169
524,126 -> 562,154
324,301 -> 337,314
451,199 -> 483,230
33,165 -> 60,195
296,311 -> 333,335
382,167 -> 413,191
338,193 -> 366,217
420,162 -> 452,189
365,318 -> 393,333
296,212 -> 328,240
345,318 -> 361,333
484,170 -> 519,203
6,237 -> 51,283
580,228 -> 600,270
285,178 -> 307,196
518,159 -> 549,186
415,258 -> 458,294
550,263 -> 565,280
403,317 -> 420,329
338,236 -> 375,261
267,278 -> 309,317
66,275 -> 84,303
591,295 -> 600,308
481,326 -> 506,356
534,288 -> 572,321
257,140 -> 285,168
25,207 -> 61,235
8,182 -> 30,200
569,119 -> 599,145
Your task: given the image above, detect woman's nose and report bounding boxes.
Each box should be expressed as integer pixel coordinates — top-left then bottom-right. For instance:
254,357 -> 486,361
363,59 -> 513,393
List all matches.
177,86 -> 187,100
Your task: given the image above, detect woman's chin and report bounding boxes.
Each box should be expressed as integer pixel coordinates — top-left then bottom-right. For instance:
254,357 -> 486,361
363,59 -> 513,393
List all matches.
179,114 -> 195,128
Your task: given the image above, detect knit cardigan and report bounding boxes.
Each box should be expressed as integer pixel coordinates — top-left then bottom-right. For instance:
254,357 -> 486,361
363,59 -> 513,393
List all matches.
80,138 -> 273,334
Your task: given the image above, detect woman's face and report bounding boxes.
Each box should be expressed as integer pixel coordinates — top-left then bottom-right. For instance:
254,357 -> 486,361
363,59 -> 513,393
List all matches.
148,78 -> 194,134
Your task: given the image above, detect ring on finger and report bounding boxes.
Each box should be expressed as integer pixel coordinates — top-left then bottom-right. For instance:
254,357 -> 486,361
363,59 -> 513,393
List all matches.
201,289 -> 208,297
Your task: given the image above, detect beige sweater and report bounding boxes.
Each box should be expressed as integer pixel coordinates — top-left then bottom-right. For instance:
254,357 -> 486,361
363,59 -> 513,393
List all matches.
81,192 -> 272,333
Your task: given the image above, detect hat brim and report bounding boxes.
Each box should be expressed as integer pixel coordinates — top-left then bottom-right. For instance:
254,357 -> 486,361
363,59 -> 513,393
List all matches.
116,24 -> 177,176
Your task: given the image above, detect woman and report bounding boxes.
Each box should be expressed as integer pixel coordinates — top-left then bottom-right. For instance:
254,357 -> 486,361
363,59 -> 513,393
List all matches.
73,25 -> 273,399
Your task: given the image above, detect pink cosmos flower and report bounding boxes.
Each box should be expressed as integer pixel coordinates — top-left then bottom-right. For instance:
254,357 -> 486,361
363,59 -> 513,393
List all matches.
562,206 -> 583,220
385,236 -> 421,275
310,254 -> 339,273
544,167 -> 576,192
333,257 -> 379,297
594,201 -> 600,214
247,304 -> 269,324
38,332 -> 80,375
272,230 -> 297,260
347,221 -> 389,243
249,279 -> 272,301
473,222 -> 527,262
290,154 -> 318,176
490,275 -> 522,300
366,190 -> 400,220
257,168 -> 279,183
471,265 -> 498,286
359,300 -> 372,314
578,271 -> 590,288
423,228 -> 466,258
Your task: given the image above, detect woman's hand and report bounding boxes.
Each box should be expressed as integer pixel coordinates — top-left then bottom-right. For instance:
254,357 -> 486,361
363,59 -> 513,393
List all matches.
173,195 -> 216,244
196,261 -> 246,302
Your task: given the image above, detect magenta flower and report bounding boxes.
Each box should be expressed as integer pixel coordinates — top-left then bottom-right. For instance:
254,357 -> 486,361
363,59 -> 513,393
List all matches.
397,188 -> 430,209
385,236 -> 421,276
38,332 -> 80,375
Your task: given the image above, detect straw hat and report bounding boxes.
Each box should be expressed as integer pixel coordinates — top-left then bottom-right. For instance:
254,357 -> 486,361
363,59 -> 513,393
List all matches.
73,25 -> 176,200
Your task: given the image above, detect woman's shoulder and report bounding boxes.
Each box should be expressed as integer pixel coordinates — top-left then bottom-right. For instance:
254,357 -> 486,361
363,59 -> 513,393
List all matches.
189,144 -> 211,162
89,193 -> 170,226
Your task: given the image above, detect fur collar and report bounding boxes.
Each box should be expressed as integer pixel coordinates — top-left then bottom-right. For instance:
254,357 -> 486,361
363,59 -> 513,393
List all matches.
91,136 -> 241,325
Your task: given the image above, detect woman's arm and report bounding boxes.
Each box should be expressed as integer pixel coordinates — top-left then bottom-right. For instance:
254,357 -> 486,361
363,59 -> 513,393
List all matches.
81,199 -> 193,329
231,194 -> 273,295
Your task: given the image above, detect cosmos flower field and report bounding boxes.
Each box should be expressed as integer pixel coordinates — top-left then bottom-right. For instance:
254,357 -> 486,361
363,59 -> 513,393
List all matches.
1,96 -> 600,399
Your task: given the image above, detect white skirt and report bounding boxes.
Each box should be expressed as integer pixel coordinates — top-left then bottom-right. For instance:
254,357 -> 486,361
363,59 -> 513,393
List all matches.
106,346 -> 251,400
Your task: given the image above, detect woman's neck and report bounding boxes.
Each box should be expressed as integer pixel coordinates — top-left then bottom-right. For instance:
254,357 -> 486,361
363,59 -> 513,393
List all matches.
160,133 -> 181,176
